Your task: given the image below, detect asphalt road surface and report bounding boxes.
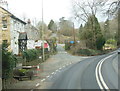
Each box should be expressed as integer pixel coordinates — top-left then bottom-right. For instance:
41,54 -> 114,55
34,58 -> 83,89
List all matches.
38,45 -> 119,90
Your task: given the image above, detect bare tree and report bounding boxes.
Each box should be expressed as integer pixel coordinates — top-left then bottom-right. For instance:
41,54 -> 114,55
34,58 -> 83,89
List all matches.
106,0 -> 120,47
59,17 -> 73,36
72,0 -> 108,49
72,0 -> 108,23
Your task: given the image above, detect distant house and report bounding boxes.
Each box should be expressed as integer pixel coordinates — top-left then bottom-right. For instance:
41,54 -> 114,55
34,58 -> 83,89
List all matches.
25,20 -> 50,51
25,20 -> 40,49
0,7 -> 26,55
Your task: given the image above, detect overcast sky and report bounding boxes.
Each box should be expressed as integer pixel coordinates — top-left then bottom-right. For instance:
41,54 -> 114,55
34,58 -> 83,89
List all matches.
1,0 -> 117,28
4,0 -> 73,25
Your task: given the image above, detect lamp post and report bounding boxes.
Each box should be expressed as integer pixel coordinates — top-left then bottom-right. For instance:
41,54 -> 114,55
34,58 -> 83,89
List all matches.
42,0 -> 45,61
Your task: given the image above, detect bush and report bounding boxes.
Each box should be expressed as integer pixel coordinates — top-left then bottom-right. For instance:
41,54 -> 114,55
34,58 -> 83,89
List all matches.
96,35 -> 105,50
2,42 -> 17,79
22,49 -> 39,62
75,49 -> 101,56
106,39 -> 117,45
77,49 -> 90,56
13,69 -> 34,80
70,44 -> 101,56
65,42 -> 71,50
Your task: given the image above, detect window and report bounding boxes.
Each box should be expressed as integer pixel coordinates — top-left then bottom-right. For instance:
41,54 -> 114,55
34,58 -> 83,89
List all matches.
2,17 -> 7,29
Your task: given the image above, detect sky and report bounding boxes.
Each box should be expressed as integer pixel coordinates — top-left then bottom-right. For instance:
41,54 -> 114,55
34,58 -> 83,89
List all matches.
3,0 -> 73,26
1,0 -> 117,28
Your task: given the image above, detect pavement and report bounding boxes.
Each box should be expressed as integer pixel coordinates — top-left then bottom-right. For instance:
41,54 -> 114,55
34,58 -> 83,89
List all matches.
6,44 -> 87,90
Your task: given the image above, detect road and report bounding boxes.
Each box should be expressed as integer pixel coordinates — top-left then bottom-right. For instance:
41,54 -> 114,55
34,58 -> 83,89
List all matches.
37,44 -> 119,90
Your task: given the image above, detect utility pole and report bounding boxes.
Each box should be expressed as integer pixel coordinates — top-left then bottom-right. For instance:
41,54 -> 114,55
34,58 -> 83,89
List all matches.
73,23 -> 75,44
42,0 -> 45,61
117,1 -> 120,47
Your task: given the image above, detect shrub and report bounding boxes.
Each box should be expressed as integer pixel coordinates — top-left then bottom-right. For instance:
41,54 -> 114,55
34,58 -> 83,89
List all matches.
2,42 -> 17,79
96,35 -> 105,50
65,42 -> 71,50
106,39 -> 117,45
13,69 -> 34,80
70,44 -> 101,56
18,69 -> 27,76
77,49 -> 91,56
22,49 -> 39,62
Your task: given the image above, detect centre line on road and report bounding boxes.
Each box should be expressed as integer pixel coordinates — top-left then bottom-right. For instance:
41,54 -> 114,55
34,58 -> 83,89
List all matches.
56,69 -> 58,72
95,61 -> 103,89
46,75 -> 50,78
59,67 -> 62,69
95,54 -> 115,90
52,72 -> 55,74
36,83 -> 40,87
41,79 -> 45,82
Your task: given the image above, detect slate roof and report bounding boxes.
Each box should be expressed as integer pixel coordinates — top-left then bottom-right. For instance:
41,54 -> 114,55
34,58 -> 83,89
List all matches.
0,6 -> 26,24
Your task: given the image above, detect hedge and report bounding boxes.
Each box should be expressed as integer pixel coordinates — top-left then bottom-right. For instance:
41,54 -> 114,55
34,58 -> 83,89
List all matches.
22,49 -> 40,62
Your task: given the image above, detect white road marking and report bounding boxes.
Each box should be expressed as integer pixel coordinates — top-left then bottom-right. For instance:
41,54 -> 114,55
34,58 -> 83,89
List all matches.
59,67 -> 62,70
41,79 -> 45,82
56,69 -> 58,72
46,75 -> 50,78
36,83 -> 40,87
95,61 -> 104,89
95,54 -> 115,90
52,72 -> 55,74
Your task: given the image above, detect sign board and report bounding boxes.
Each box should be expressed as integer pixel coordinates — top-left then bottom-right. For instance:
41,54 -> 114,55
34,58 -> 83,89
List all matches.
70,41 -> 74,44
44,43 -> 48,48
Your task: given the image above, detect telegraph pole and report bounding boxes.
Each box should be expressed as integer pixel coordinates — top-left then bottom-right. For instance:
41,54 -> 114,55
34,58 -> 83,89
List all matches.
42,0 -> 45,61
118,1 -> 120,47
73,23 -> 75,44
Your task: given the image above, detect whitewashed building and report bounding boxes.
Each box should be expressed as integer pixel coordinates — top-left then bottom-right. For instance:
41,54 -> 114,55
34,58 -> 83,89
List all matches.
0,7 -> 26,55
10,16 -> 26,55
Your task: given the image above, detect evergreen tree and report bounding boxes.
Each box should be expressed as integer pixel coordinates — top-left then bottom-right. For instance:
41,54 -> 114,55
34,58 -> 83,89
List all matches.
48,19 -> 57,33
2,41 -> 17,89
48,19 -> 54,30
79,15 -> 105,50
79,24 -> 83,39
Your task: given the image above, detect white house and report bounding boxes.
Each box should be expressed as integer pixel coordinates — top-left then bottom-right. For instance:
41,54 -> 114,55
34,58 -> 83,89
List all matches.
0,7 -> 26,55
25,20 -> 50,51
10,15 -> 26,55
25,20 -> 40,49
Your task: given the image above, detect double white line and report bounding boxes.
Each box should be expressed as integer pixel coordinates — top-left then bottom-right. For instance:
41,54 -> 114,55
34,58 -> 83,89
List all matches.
95,54 -> 115,90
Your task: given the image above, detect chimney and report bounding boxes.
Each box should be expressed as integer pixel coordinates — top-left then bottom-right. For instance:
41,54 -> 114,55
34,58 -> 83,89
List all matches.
27,19 -> 31,24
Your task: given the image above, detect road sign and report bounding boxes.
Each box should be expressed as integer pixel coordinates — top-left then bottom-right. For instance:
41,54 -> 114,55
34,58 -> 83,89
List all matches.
70,41 -> 74,44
